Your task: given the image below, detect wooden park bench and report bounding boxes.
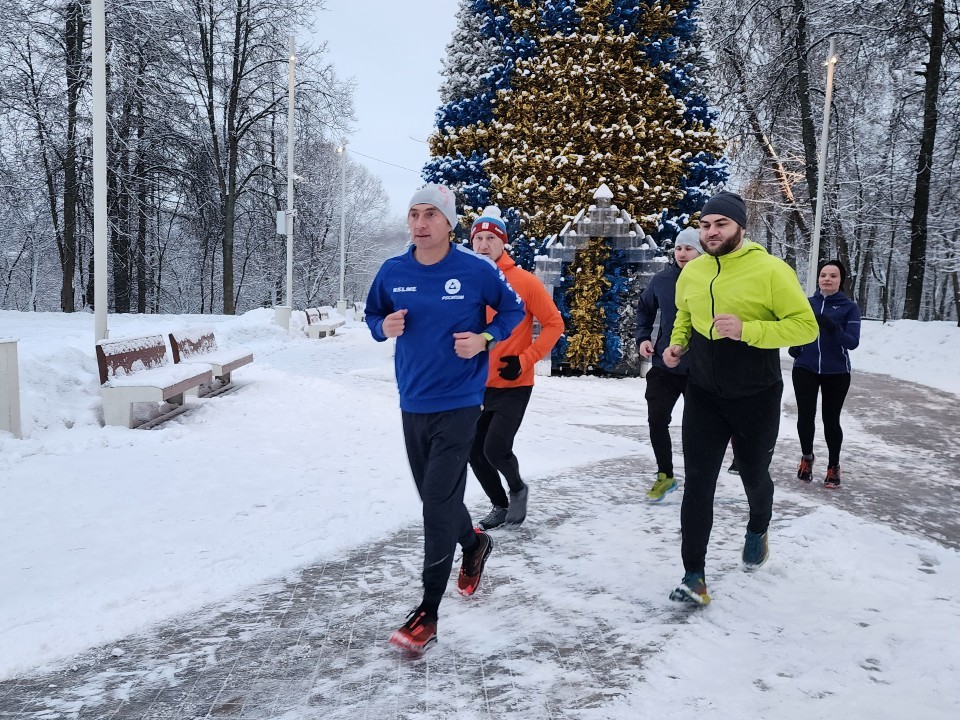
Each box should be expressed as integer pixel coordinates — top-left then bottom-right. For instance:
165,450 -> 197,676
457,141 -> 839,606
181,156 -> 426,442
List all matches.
96,334 -> 212,428
304,307 -> 345,339
169,328 -> 254,396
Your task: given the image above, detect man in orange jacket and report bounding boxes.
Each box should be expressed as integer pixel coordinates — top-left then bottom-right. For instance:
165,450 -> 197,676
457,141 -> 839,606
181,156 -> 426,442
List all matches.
468,207 -> 564,529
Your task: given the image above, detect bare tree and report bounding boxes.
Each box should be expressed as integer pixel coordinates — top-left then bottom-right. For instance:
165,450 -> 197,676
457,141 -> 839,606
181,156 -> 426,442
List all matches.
903,0 -> 947,318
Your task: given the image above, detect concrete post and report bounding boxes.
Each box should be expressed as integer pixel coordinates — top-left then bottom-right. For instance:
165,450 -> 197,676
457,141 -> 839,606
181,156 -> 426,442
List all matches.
0,338 -> 23,439
274,305 -> 292,329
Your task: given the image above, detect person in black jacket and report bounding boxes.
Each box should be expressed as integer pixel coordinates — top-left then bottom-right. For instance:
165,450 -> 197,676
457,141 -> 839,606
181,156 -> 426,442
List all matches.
635,228 -> 703,502
789,260 -> 861,488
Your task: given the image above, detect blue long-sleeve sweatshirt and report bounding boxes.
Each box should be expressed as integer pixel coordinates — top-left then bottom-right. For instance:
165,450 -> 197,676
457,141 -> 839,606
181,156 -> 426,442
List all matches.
790,290 -> 861,374
365,243 -> 525,413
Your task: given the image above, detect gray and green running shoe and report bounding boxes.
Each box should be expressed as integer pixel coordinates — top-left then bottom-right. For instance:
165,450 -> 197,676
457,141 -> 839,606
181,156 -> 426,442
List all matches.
645,472 -> 678,503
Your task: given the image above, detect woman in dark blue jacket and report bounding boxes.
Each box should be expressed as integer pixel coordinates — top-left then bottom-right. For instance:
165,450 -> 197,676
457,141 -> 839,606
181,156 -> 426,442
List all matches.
788,260 -> 861,488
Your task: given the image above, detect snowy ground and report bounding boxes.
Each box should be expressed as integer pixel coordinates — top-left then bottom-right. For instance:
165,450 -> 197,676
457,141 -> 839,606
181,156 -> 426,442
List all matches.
0,309 -> 958,718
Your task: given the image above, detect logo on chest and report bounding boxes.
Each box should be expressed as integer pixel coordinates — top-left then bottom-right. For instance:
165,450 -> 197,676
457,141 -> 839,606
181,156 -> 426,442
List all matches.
442,278 -> 464,300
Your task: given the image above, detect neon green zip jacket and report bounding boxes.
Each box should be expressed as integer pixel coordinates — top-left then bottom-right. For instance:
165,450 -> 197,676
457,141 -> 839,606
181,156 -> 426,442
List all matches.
669,240 -> 818,398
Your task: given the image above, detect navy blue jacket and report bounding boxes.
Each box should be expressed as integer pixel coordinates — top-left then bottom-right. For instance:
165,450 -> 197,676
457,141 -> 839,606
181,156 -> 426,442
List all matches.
789,290 -> 861,374
635,263 -> 690,375
365,243 -> 525,413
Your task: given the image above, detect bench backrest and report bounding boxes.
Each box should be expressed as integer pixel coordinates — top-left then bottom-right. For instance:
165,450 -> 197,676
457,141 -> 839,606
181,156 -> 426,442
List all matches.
169,329 -> 218,363
95,334 -> 169,385
305,308 -> 330,325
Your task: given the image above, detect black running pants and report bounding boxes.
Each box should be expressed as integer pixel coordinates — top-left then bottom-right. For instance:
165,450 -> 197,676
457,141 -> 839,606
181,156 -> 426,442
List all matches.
680,381 -> 782,575
469,386 -> 533,508
401,406 -> 481,612
644,366 -> 687,477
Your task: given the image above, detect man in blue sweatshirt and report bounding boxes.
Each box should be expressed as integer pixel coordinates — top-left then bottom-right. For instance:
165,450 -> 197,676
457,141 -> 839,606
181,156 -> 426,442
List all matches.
365,183 -> 524,653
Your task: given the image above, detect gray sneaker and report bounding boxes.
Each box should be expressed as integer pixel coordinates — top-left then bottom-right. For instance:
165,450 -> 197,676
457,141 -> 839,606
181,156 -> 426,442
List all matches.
478,506 -> 508,530
505,485 -> 528,526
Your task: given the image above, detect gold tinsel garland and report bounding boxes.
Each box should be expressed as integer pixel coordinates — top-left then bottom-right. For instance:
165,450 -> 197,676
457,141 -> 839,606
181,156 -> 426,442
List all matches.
429,0 -> 725,239
565,237 -> 610,370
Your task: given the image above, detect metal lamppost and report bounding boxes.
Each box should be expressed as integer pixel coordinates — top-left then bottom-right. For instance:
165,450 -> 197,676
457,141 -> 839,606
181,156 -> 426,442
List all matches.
806,37 -> 839,295
336,144 -> 348,316
93,0 -> 108,342
275,37 -> 297,329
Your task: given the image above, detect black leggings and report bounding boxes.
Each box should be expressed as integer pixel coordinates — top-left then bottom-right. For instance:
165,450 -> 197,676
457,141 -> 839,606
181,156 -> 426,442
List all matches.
792,367 -> 851,467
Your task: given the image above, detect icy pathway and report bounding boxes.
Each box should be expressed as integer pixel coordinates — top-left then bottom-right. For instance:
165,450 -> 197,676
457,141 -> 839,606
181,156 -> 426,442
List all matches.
1,332 -> 958,718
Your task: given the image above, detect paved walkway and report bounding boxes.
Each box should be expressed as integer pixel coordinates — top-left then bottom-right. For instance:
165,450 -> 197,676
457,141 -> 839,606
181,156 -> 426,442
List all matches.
1,368 -> 957,719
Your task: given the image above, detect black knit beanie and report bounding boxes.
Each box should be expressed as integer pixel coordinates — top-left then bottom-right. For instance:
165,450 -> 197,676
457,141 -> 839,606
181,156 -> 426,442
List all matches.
700,191 -> 747,228
819,259 -> 847,288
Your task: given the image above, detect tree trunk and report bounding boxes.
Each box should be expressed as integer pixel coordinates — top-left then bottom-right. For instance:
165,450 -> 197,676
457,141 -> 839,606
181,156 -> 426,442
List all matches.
135,112 -> 148,314
951,271 -> 959,327
903,0 -> 945,319
109,117 -> 132,313
856,224 -> 876,315
61,2 -> 85,312
222,189 -> 236,314
784,213 -> 797,270
882,228 -> 897,323
793,0 -> 819,205
793,0 -> 833,274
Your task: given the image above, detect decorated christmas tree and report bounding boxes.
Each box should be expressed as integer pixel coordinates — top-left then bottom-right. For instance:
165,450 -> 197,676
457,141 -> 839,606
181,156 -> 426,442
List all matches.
426,0 -> 727,374
440,0 -> 504,105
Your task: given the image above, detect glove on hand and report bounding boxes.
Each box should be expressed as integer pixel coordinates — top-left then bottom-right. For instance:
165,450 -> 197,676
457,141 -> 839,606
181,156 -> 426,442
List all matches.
816,314 -> 835,331
788,346 -> 801,358
498,355 -> 522,381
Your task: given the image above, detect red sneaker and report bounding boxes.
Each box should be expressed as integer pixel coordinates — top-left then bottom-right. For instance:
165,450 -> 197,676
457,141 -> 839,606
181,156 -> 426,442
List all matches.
797,454 -> 815,482
457,529 -> 492,596
389,608 -> 437,653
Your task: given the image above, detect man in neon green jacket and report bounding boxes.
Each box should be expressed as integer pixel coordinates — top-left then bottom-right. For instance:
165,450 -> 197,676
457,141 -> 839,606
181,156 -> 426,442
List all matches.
663,191 -> 818,605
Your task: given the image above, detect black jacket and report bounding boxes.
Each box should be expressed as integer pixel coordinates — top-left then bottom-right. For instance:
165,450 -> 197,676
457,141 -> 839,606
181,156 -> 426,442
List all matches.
635,264 -> 690,375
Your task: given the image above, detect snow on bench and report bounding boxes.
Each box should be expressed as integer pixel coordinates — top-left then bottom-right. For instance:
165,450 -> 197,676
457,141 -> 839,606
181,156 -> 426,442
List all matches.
96,334 -> 211,428
304,307 -> 345,339
169,328 -> 254,396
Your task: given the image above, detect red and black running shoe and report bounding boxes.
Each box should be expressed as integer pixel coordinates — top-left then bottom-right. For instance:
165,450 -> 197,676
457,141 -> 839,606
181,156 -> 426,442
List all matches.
389,607 -> 437,653
824,464 -> 842,489
457,529 -> 492,596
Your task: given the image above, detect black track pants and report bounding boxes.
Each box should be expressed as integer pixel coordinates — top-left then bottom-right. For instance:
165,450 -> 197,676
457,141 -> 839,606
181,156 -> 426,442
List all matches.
469,386 -> 533,508
402,406 -> 481,611
644,366 -> 688,477
680,381 -> 783,575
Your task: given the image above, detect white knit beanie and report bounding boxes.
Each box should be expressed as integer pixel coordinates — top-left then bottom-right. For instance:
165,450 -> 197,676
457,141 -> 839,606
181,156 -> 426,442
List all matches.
674,227 -> 704,254
408,183 -> 458,231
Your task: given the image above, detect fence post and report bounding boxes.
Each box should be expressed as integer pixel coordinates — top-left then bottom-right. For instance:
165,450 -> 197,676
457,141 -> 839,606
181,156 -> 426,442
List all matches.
0,338 -> 23,439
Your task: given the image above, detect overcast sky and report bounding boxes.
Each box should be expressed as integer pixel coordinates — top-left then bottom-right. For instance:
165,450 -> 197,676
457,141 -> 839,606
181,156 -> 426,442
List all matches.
312,1 -> 459,220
